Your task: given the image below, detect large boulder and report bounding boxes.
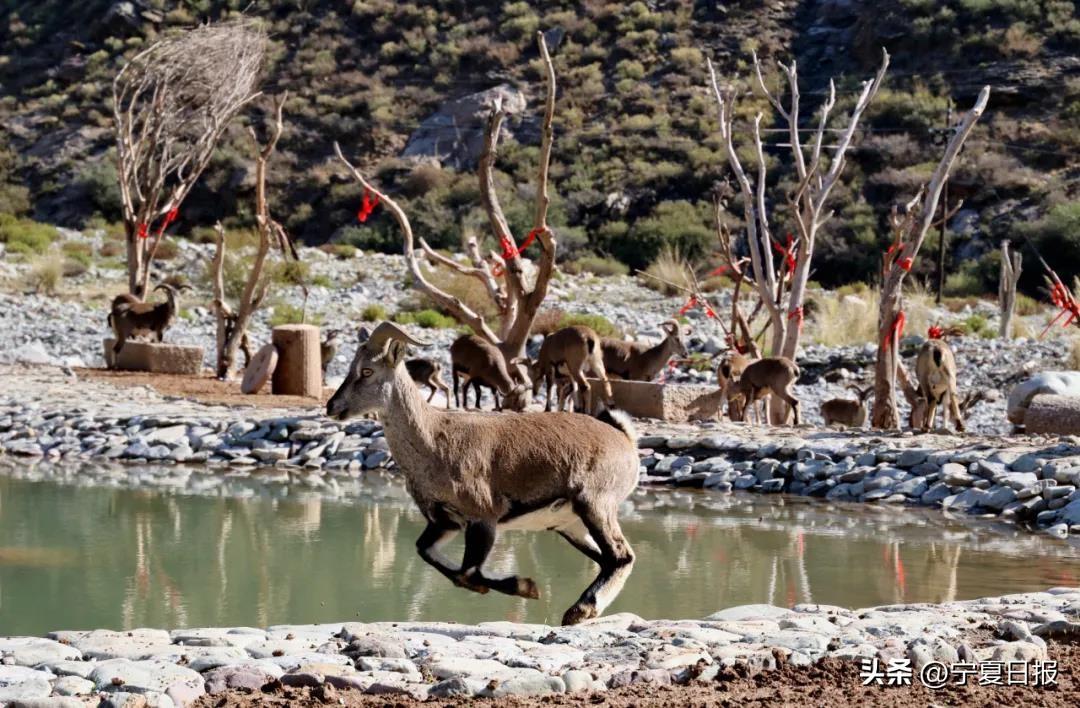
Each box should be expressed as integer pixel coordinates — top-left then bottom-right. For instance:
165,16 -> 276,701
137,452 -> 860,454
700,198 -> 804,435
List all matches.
1006,371 -> 1080,425
401,85 -> 528,170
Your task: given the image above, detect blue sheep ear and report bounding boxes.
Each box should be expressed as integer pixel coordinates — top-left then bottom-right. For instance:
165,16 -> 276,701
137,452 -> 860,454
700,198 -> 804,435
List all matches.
357,326 -> 371,344
385,340 -> 407,367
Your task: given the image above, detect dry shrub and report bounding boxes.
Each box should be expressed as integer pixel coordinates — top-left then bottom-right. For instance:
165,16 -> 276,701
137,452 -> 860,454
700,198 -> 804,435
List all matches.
1069,337 -> 1080,370
25,255 -> 64,294
809,289 -> 880,346
640,246 -> 694,295
99,241 -> 124,258
153,239 -> 179,260
424,265 -> 500,320
530,308 -> 567,336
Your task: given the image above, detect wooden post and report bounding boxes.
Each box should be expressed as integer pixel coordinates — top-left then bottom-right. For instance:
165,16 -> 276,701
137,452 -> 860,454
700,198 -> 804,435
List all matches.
271,324 -> 321,397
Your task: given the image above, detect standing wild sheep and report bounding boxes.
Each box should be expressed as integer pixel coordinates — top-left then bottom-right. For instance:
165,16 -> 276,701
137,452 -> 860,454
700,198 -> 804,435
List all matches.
108,283 -> 189,358
601,320 -> 688,381
327,322 -> 639,625
911,339 -> 964,432
406,357 -> 451,408
728,357 -> 802,426
532,325 -> 613,413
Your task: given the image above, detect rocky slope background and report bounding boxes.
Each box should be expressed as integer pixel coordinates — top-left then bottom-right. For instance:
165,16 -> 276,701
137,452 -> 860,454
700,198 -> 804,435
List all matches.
0,0 -> 1077,292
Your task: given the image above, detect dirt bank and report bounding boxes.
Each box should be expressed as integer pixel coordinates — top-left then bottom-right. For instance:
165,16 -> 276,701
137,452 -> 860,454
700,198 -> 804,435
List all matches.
194,643 -> 1079,708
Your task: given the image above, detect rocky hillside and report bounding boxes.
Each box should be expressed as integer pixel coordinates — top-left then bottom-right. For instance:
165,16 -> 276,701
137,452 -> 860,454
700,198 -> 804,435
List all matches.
0,0 -> 1077,291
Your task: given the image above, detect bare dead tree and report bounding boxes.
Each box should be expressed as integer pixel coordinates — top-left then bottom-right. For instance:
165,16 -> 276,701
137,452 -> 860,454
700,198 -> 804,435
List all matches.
336,32 -> 557,362
113,19 -> 266,298
210,95 -> 297,380
707,49 -> 888,421
998,239 -> 1022,339
870,86 -> 991,429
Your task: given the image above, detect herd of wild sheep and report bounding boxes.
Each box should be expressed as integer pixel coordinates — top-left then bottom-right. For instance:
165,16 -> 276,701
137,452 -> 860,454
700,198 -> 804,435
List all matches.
106,284 -> 975,433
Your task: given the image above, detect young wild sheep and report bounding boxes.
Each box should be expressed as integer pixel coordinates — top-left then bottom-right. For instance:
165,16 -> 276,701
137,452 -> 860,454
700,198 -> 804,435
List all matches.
321,329 -> 342,374
601,320 -> 688,381
715,351 -> 752,421
820,385 -> 872,428
449,334 -> 530,411
327,322 -> 639,625
406,357 -> 451,408
911,339 -> 964,432
109,283 -> 189,357
532,325 -> 613,414
729,356 -> 802,426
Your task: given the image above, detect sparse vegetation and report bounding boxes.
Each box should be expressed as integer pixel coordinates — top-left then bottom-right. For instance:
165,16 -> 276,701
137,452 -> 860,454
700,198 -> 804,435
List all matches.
24,255 -> 64,294
0,214 -> 56,255
360,303 -> 388,322
640,247 -> 695,296
393,309 -> 458,329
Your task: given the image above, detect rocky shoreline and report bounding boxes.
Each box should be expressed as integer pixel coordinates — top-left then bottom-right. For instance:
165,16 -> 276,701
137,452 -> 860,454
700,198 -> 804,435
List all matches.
1,589 -> 1078,705
3,364 -> 1080,541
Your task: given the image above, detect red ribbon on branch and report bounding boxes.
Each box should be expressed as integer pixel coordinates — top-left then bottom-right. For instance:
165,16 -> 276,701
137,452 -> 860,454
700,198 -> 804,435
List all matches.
787,305 -> 804,332
1040,280 -> 1080,338
492,228 -> 543,278
156,207 -> 180,238
898,257 -> 913,272
357,188 -> 380,223
927,325 -> 944,339
137,223 -> 149,239
773,234 -> 796,276
882,310 -> 906,350
709,264 -> 731,277
678,296 -> 718,319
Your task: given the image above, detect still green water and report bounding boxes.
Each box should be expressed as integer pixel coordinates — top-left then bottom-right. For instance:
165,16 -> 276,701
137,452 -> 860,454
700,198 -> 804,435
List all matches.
2,474 -> 1079,636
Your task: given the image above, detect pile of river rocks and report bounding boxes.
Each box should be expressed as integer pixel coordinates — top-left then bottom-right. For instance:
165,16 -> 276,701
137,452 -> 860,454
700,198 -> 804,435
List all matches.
1,589 -> 1078,705
4,385 -> 1080,539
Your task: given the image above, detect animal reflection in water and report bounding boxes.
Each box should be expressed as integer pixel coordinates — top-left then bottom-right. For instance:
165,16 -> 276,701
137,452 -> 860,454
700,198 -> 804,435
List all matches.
326,323 -> 641,625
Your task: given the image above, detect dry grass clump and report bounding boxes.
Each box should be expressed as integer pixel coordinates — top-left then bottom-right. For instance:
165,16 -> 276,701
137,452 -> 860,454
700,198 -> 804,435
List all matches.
809,282 -> 936,347
24,255 -> 64,294
424,265 -> 500,320
640,246 -> 694,295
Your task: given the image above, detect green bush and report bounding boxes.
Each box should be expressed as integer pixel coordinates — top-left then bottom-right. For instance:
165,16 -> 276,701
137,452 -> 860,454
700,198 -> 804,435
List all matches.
269,303 -> 323,327
557,312 -> 621,338
611,201 -> 713,270
561,255 -> 629,277
360,303 -> 388,321
393,308 -> 457,329
963,312 -> 994,338
0,214 -> 56,255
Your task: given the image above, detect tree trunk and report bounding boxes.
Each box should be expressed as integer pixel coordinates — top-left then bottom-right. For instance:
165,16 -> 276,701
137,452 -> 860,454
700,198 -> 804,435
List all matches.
872,286 -> 904,429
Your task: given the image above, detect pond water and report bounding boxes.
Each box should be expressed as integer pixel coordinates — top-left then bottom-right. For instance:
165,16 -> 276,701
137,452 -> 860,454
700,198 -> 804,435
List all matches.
2,471 -> 1080,636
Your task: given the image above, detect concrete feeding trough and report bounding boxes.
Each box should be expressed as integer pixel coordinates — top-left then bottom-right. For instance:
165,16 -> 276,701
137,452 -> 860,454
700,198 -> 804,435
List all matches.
103,339 -> 203,375
588,378 -> 722,423
1021,394 -> 1080,435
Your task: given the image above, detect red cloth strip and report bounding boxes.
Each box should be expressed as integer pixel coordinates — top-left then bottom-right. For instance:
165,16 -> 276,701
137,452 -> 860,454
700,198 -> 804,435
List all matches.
883,310 -> 906,350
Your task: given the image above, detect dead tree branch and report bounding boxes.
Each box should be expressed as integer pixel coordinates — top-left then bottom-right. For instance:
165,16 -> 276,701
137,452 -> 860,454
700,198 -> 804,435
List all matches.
114,18 -> 266,298
211,94 -> 295,380
871,86 -> 991,429
998,239 -> 1022,339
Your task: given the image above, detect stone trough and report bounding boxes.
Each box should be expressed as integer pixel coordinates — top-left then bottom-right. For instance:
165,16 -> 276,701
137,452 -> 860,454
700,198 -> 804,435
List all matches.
102,339 -> 203,376
589,378 -> 721,422
1024,394 -> 1080,435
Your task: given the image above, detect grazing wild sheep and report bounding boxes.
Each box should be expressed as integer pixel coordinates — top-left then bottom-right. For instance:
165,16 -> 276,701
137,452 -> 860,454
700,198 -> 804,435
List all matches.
601,320 -> 688,381
406,357 -> 451,408
728,357 -> 802,426
450,334 -> 530,411
532,325 -> 613,413
327,322 -> 639,625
